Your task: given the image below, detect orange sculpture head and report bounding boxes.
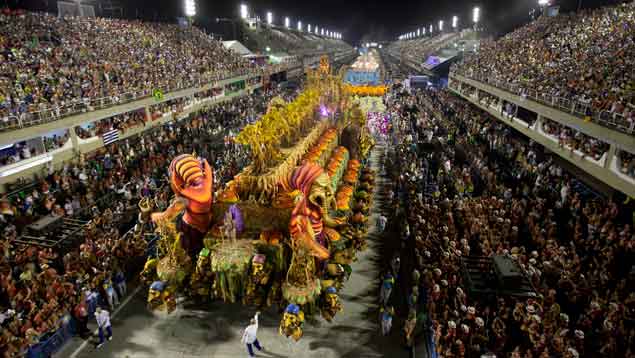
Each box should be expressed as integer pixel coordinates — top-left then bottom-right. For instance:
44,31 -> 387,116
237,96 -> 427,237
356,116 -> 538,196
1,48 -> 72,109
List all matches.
283,163 -> 341,260
169,154 -> 213,203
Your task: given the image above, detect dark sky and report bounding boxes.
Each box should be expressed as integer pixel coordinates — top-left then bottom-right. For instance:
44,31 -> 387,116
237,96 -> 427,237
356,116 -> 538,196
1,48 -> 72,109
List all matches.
15,0 -> 628,43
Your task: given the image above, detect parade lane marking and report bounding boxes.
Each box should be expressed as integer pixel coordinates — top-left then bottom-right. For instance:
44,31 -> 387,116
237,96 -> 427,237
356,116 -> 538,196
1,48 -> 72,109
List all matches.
69,285 -> 142,358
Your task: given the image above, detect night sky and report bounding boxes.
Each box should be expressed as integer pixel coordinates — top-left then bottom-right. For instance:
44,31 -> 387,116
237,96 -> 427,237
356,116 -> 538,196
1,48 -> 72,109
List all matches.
13,0 -> 628,43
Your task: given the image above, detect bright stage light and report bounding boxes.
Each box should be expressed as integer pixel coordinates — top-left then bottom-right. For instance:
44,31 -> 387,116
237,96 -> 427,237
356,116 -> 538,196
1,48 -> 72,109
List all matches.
266,11 -> 273,25
452,15 -> 458,28
473,7 -> 480,23
184,0 -> 196,17
284,17 -> 290,28
298,20 -> 302,31
439,20 -> 444,31
240,4 -> 248,19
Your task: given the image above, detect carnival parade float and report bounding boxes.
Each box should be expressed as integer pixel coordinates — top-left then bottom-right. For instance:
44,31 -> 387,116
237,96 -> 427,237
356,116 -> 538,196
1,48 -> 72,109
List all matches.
139,57 -> 379,340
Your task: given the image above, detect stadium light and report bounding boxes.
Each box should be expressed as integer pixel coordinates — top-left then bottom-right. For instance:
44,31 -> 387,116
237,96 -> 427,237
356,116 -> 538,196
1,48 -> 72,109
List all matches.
473,6 -> 480,24
423,27 -> 426,35
266,11 -> 273,25
417,28 -> 420,36
298,20 -> 302,31
538,0 -> 549,5
321,28 -> 324,36
240,4 -> 248,19
452,15 -> 458,29
439,20 -> 444,31
315,26 -> 319,35
429,24 -> 433,33
308,24 -> 312,32
284,17 -> 290,28
184,0 -> 196,17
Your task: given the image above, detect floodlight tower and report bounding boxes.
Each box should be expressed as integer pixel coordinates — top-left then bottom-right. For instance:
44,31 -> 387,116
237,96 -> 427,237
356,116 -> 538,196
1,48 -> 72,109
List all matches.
473,6 -> 480,30
184,0 -> 196,17
538,0 -> 550,15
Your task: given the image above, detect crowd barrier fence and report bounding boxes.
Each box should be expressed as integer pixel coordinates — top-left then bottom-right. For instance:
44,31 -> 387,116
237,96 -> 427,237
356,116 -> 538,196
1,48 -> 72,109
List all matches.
2,63 -> 300,132
450,70 -> 633,134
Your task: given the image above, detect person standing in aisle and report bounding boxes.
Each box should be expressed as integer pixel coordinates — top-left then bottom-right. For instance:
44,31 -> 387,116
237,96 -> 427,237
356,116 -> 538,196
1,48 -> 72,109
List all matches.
95,307 -> 112,348
241,311 -> 264,357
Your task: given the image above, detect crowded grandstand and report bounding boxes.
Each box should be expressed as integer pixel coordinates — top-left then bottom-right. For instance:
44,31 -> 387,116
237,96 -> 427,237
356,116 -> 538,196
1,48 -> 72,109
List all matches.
0,1 -> 633,358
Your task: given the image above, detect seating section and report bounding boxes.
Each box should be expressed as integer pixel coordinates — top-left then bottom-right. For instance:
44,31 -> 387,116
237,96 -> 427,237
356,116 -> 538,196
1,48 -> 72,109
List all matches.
386,32 -> 465,65
242,24 -> 352,55
452,2 -> 635,132
0,11 -> 260,129
380,84 -> 634,358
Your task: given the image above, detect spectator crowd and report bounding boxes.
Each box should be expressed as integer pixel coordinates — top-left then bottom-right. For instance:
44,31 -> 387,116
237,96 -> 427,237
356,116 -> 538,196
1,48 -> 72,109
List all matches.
378,84 -> 634,358
452,2 -> 635,132
0,10 -> 266,127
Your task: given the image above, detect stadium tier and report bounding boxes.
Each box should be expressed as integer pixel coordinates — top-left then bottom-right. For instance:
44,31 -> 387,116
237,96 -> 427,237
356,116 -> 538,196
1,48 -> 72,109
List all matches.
240,21 -> 353,58
0,12 -> 270,128
385,30 -> 479,73
451,2 -> 635,134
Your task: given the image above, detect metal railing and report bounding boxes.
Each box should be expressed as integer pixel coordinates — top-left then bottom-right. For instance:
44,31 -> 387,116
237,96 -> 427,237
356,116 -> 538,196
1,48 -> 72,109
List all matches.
450,69 -> 634,135
0,63 -> 298,133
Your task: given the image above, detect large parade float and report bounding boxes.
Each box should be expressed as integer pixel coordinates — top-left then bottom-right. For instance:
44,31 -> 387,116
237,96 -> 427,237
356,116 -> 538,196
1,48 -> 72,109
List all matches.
137,57 -> 377,340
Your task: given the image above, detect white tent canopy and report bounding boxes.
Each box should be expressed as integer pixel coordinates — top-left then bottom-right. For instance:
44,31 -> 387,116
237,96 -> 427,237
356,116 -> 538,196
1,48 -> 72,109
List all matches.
222,41 -> 252,56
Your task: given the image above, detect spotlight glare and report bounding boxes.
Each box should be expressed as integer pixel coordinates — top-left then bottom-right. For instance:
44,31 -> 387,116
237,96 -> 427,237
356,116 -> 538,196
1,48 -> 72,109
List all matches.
473,6 -> 480,24
184,0 -> 196,17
